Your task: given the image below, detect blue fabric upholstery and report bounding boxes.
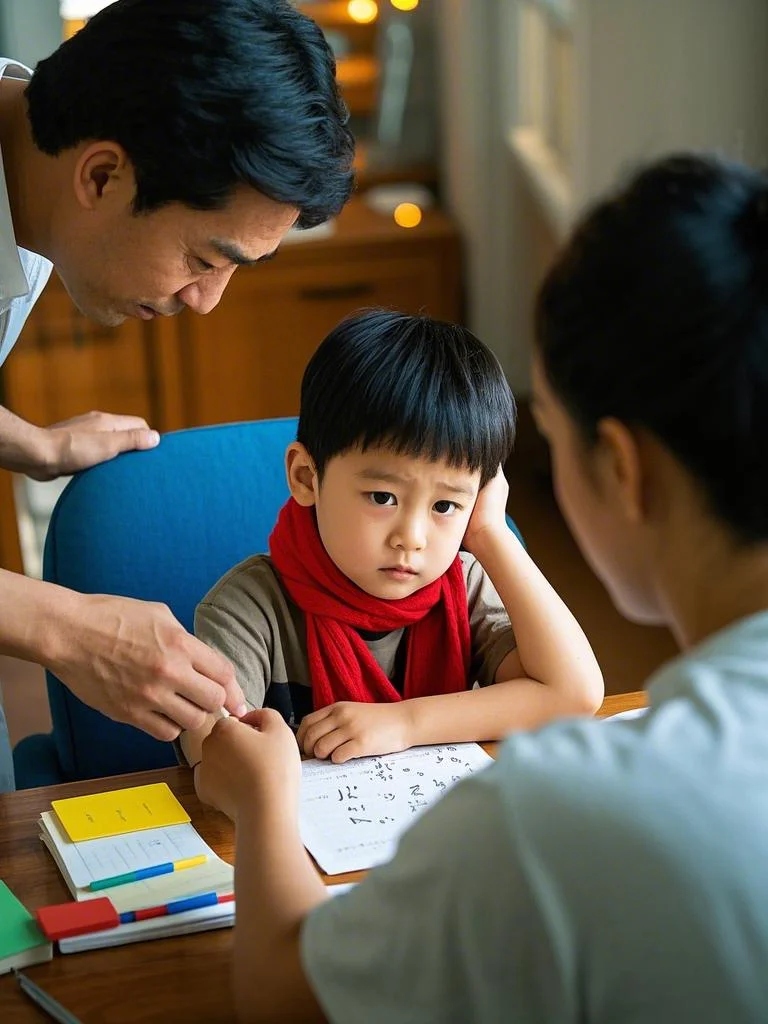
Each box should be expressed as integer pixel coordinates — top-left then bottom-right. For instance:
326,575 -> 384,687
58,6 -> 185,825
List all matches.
12,417 -> 525,788
13,418 -> 298,788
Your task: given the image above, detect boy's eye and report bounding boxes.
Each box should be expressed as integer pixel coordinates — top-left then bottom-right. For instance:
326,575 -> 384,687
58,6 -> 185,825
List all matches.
368,491 -> 396,506
434,500 -> 459,515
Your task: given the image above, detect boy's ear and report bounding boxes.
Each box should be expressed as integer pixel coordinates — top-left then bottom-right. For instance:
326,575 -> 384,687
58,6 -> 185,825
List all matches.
285,442 -> 318,506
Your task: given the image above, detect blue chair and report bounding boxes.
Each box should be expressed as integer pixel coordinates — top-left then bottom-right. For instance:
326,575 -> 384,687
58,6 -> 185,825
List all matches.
12,418 -> 524,788
13,418 -> 298,788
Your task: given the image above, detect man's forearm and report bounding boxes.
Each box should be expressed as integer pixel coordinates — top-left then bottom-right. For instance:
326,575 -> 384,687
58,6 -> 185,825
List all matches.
0,568 -> 78,665
0,405 -> 51,477
233,801 -> 327,1023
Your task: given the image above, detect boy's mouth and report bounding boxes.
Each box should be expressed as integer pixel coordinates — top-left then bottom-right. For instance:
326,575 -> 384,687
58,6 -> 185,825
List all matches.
380,565 -> 418,579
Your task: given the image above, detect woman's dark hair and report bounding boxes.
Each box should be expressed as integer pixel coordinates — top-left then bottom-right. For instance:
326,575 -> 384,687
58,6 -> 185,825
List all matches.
298,309 -> 516,487
536,153 -> 768,543
26,0 -> 354,227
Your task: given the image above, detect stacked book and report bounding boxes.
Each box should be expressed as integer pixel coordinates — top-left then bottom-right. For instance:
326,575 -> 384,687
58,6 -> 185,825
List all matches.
36,782 -> 235,953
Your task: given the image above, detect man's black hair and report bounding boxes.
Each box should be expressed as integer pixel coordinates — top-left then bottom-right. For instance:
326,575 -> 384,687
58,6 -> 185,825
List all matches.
298,308 -> 516,486
26,0 -> 354,226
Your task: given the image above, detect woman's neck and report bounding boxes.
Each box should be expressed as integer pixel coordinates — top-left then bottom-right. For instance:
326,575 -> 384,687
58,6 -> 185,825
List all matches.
655,517 -> 768,651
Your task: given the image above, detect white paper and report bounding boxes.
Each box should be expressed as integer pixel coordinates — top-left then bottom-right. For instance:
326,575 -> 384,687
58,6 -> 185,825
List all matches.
299,743 -> 493,874
39,812 -> 217,890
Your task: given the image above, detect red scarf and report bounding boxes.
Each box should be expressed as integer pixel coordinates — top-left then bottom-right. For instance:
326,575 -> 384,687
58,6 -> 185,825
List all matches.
269,498 -> 470,708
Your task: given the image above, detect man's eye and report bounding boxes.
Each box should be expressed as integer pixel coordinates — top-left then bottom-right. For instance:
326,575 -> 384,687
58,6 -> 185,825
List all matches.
369,491 -> 396,506
188,255 -> 215,273
434,500 -> 458,515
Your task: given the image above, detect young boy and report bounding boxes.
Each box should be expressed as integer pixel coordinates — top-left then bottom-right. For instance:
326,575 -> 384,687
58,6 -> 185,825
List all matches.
180,309 -> 602,766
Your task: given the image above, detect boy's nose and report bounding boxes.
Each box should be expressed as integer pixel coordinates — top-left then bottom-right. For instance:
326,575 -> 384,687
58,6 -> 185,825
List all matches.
391,516 -> 427,552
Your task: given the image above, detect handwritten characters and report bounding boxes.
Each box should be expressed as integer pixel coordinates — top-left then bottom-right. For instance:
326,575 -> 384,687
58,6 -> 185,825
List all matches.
299,743 -> 493,874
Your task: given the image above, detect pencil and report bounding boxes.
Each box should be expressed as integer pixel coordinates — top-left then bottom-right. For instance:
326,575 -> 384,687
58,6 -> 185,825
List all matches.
88,854 -> 208,891
13,969 -> 84,1024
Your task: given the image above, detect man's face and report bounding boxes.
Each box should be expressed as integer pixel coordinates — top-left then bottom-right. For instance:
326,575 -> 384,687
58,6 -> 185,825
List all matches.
52,180 -> 298,326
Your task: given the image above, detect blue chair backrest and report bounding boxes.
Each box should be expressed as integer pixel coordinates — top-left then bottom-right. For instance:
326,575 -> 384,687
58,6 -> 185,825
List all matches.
42,418 -> 298,781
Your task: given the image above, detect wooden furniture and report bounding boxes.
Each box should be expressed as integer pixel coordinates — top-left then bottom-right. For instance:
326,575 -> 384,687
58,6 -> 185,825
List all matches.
0,197 -> 462,573
0,690 -> 646,1022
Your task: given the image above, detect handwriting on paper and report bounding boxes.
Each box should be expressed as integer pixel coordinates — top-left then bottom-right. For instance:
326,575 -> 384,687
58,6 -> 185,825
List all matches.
299,743 -> 493,874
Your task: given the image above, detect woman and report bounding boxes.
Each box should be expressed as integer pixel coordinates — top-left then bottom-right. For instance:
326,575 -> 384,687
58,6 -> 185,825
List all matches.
195,154 -> 768,1023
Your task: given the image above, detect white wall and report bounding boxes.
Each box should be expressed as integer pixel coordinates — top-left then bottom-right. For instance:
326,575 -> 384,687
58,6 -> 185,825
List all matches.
0,1 -> 60,67
438,0 -> 768,396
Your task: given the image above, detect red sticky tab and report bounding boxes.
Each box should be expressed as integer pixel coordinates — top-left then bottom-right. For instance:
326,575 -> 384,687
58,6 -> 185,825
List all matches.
36,897 -> 119,940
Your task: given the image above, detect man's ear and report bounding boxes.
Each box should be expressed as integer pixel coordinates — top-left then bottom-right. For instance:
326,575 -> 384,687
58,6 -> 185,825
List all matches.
595,417 -> 646,526
285,442 -> 319,506
72,141 -> 132,211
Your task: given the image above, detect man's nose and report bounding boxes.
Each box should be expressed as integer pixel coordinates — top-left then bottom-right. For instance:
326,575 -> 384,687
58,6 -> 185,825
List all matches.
177,266 -> 237,315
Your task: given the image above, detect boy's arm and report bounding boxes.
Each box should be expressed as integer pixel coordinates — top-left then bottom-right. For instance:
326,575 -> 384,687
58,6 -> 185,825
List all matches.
397,469 -> 603,744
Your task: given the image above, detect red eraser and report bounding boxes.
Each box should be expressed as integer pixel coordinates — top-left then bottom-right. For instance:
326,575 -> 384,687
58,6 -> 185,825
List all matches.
36,897 -> 119,940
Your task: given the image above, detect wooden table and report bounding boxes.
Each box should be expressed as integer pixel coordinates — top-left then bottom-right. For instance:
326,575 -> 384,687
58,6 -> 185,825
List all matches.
0,691 -> 647,1022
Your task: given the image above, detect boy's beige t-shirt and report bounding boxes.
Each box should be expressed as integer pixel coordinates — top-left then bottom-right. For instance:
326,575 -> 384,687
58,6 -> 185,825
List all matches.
195,551 -> 517,719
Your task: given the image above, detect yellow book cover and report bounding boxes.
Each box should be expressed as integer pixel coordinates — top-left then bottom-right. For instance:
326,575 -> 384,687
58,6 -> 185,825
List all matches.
51,783 -> 190,842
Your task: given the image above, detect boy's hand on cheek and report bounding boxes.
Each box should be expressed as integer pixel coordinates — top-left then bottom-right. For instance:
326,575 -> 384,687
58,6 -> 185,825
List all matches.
463,465 -> 510,553
296,701 -> 413,763
195,709 -> 301,820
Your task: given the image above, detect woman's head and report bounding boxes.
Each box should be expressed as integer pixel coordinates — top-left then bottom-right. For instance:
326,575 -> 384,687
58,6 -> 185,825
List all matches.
533,154 -> 768,624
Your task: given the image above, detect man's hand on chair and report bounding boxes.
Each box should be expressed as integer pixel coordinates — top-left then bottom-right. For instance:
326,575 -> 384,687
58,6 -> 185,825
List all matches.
27,411 -> 161,481
46,592 -> 247,741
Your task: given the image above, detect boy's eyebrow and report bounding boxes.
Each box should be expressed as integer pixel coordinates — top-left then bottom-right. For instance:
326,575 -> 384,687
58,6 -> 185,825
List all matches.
356,468 -> 476,497
209,240 -> 280,267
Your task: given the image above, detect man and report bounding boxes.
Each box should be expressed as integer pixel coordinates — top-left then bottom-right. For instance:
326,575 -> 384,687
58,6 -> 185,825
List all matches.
0,0 -> 354,790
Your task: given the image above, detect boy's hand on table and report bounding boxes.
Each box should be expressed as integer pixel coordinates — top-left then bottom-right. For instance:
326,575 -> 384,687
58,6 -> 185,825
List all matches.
296,701 -> 412,763
462,465 -> 511,554
195,709 -> 301,820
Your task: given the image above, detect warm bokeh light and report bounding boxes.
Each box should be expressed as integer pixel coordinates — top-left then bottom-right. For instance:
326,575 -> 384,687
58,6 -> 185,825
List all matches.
391,0 -> 420,10
393,202 -> 423,228
347,0 -> 378,24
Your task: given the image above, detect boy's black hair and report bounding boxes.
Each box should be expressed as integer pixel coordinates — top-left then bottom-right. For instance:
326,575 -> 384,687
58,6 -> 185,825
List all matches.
536,153 -> 768,543
298,309 -> 516,486
26,0 -> 354,227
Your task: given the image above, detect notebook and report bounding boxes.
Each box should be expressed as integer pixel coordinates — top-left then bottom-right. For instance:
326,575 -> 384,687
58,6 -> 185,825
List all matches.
299,742 -> 493,874
51,782 -> 190,842
0,880 -> 53,974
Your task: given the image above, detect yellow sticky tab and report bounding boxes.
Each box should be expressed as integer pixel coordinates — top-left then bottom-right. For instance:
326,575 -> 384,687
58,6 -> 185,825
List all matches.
51,783 -> 190,842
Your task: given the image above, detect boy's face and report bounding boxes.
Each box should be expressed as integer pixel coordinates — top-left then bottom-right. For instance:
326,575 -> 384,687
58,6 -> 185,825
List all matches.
302,446 -> 482,600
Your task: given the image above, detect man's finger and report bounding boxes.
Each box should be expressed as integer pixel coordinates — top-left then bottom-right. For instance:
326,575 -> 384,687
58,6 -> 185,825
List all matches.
110,427 -> 161,453
131,709 -> 181,742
